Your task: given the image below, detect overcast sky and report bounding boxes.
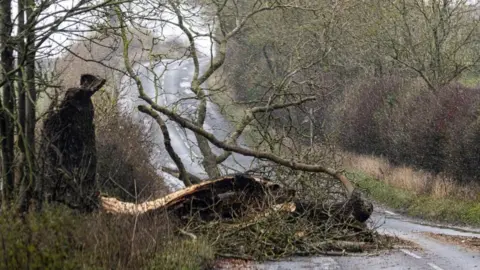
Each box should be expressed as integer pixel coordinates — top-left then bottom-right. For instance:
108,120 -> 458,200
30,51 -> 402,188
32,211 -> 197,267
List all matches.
10,0 -> 215,59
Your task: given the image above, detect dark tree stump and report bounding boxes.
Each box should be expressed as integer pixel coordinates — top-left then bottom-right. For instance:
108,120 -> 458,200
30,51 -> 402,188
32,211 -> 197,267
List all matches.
40,74 -> 105,211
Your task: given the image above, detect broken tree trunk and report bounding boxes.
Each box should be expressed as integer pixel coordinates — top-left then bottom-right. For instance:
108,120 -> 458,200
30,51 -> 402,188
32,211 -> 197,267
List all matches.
102,174 -> 295,220
39,74 -> 106,212
101,174 -> 373,223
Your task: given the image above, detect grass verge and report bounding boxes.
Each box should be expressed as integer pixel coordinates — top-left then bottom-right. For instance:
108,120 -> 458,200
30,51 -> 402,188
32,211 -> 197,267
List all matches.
350,172 -> 480,226
0,206 -> 215,270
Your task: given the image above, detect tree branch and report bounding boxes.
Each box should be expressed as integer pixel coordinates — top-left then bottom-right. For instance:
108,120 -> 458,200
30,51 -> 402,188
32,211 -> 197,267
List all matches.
216,96 -> 316,163
138,96 -> 192,186
138,104 -> 354,196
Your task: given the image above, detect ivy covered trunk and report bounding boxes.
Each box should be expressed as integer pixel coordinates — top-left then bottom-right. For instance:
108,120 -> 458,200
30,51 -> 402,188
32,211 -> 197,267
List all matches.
39,74 -> 105,211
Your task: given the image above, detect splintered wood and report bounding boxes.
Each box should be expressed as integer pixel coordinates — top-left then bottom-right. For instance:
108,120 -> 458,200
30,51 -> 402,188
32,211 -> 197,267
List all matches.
101,174 -> 295,220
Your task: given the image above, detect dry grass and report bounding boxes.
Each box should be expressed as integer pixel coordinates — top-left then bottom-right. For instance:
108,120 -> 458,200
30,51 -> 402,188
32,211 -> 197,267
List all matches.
344,153 -> 480,201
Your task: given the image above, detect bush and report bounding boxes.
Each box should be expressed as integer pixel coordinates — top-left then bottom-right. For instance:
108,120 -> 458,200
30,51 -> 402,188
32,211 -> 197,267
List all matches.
0,207 -> 82,270
335,76 -> 480,184
95,104 -> 169,202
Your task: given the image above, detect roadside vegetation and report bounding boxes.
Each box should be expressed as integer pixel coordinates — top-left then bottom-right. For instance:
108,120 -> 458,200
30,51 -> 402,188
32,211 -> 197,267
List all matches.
353,174 -> 480,226
344,154 -> 480,226
0,207 -> 215,270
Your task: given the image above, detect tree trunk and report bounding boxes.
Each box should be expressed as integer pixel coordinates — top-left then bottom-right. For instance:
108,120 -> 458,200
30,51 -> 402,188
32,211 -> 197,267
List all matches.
41,74 -> 104,212
137,106 -> 192,186
16,0 -> 30,213
194,90 -> 220,178
23,0 -> 37,210
0,0 -> 16,205
196,133 -> 221,178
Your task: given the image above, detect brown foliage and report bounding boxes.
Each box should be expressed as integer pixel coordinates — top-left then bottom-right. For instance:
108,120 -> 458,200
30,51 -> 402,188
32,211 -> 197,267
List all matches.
336,76 -> 480,183
95,110 -> 168,202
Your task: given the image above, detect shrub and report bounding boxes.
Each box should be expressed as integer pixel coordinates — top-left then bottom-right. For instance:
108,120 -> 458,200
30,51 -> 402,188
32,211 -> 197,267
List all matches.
335,76 -> 480,184
0,207 -> 82,270
95,103 -> 169,202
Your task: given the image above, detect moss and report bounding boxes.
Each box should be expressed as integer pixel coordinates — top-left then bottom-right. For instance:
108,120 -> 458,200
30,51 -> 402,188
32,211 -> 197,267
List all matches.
352,172 -> 480,226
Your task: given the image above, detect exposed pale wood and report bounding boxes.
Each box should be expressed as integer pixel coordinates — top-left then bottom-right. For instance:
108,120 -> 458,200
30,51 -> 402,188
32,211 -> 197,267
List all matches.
101,174 -> 289,216
101,174 -> 372,223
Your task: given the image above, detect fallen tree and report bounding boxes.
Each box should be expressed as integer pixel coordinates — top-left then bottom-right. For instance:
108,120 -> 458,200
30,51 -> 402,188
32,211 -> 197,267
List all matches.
102,174 -> 293,217
101,174 -> 378,260
101,173 -> 372,223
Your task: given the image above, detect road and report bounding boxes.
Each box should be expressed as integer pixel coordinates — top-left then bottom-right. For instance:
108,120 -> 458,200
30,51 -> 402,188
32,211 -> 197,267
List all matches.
254,208 -> 480,270
120,57 -> 480,269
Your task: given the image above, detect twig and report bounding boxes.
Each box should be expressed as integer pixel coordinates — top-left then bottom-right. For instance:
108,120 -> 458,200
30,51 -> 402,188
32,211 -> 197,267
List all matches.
178,228 -> 197,241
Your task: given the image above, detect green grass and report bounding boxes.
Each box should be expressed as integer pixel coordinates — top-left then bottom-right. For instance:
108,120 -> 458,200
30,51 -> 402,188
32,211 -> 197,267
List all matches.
350,172 -> 480,226
458,72 -> 480,87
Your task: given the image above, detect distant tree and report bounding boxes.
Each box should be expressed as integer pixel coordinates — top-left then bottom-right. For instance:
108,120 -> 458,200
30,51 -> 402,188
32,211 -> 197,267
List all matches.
366,0 -> 480,90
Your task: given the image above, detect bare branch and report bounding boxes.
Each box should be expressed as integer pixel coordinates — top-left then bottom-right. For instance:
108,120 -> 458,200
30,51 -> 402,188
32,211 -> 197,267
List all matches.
138,105 -> 354,195
138,105 -> 192,186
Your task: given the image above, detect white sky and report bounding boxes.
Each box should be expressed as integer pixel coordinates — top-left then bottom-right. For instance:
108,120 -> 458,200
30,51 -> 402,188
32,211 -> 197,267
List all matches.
10,0 -> 216,59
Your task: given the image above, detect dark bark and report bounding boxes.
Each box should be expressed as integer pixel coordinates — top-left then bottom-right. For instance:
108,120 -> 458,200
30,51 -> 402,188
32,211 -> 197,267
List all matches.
40,74 -> 105,212
0,0 -> 16,204
18,0 -> 37,212
16,0 -> 29,213
16,0 -> 25,153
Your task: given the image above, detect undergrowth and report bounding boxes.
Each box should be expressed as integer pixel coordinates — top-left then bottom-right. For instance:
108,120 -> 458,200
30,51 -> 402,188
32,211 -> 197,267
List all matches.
0,206 -> 215,270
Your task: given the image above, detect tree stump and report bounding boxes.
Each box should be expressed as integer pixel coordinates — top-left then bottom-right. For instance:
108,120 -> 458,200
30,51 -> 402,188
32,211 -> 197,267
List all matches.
40,74 -> 105,211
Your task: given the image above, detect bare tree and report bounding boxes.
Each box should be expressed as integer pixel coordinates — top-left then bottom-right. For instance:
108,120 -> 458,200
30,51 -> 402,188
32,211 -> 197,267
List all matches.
112,0 -> 358,198
0,0 -> 16,204
367,0 -> 480,90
